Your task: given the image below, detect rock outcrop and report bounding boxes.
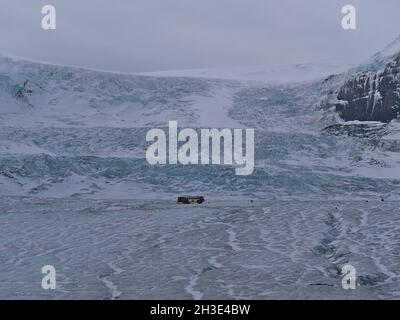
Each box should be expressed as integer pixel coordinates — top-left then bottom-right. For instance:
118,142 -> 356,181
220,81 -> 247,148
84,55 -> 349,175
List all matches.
334,53 -> 400,123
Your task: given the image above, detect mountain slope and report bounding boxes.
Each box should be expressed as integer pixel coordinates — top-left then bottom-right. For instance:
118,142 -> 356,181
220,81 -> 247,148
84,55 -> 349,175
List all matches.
0,52 -> 241,128
137,62 -> 352,84
0,49 -> 400,200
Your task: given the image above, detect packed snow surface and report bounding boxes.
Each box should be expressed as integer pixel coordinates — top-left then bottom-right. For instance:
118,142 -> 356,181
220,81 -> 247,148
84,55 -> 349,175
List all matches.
1,198 -> 399,299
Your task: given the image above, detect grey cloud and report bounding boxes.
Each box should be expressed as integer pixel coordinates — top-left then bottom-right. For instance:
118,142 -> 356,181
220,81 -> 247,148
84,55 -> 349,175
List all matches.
0,0 -> 399,72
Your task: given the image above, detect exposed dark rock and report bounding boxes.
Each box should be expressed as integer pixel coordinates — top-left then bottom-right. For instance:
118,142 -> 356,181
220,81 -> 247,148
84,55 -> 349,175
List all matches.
323,123 -> 388,139
334,54 -> 400,123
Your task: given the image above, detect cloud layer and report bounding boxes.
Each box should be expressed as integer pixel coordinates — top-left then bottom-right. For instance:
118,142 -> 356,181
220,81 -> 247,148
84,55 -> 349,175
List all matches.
1,0 -> 399,72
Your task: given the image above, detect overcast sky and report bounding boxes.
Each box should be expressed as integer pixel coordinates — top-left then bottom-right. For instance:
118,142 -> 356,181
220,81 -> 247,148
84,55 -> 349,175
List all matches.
0,0 -> 399,72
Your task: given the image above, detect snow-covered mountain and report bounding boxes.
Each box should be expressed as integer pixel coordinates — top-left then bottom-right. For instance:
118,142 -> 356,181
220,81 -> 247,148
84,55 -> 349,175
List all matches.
0,52 -> 233,128
0,39 -> 400,200
1,37 -> 400,301
354,34 -> 400,73
137,62 -> 352,84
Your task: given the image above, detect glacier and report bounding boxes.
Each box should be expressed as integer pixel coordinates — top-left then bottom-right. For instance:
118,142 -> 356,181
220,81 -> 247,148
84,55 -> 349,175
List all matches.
0,42 -> 400,299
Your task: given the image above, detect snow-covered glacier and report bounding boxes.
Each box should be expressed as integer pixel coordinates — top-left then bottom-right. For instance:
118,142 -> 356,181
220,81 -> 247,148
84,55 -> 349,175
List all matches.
1,40 -> 400,299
